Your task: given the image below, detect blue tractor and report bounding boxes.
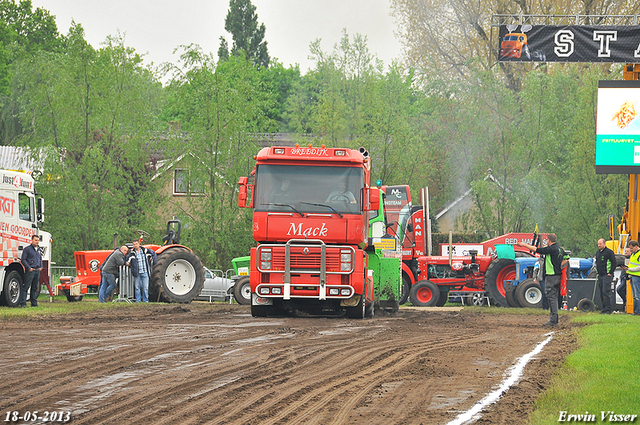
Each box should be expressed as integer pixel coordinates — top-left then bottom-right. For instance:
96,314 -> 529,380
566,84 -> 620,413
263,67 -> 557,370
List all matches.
502,256 -> 595,308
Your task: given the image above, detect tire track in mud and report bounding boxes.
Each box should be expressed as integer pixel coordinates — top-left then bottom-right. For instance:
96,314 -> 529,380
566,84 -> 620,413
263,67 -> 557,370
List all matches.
1,307 -> 559,425
0,320 -> 252,414
135,327 -> 495,425
258,333 -> 498,425
74,325 -> 380,424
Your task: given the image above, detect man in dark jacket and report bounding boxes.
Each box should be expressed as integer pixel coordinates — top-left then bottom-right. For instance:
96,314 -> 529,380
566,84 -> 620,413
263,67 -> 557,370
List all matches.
126,241 -> 157,303
518,234 -> 564,326
595,238 -> 617,314
20,234 -> 42,307
98,246 -> 128,303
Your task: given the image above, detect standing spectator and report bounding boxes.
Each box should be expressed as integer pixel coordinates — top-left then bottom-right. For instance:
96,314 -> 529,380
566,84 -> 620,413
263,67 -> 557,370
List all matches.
98,246 -> 129,303
616,246 -> 631,309
19,234 -> 42,307
517,234 -> 564,326
622,240 -> 640,316
127,240 -> 157,303
595,238 -> 617,314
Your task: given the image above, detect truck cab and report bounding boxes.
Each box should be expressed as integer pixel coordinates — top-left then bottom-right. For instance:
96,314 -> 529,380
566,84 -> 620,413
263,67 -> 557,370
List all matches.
0,170 -> 51,307
499,33 -> 529,59
238,146 -> 380,317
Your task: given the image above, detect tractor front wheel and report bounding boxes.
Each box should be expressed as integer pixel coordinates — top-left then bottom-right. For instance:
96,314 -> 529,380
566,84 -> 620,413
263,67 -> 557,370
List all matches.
409,280 -> 440,307
515,278 -> 543,308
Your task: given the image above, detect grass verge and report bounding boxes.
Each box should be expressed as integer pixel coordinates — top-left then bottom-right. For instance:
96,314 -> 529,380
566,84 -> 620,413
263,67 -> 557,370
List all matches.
529,314 -> 640,424
0,294 -> 151,319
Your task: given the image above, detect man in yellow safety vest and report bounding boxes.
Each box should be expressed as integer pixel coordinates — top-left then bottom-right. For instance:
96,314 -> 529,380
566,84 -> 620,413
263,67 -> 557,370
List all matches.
622,240 -> 640,316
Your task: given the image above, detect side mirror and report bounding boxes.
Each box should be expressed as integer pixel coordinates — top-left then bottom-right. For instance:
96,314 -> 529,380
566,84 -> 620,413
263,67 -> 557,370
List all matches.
238,177 -> 253,208
37,197 -> 45,223
367,188 -> 380,211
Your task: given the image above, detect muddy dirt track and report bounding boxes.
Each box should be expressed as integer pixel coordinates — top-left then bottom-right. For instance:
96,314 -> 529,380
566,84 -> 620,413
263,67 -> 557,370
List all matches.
0,304 -> 577,425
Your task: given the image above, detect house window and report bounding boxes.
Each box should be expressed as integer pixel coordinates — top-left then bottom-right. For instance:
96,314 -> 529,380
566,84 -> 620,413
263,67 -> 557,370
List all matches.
173,169 -> 204,195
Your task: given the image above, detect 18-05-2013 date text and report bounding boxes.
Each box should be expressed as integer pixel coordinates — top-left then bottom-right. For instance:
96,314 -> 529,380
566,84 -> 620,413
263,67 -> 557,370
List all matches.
4,411 -> 71,422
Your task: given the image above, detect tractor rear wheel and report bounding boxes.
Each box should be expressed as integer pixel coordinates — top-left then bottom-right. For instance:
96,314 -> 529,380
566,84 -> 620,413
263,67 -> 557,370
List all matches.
515,278 -> 543,308
484,258 -> 515,307
233,276 -> 251,305
3,270 -> 22,307
150,248 -> 204,303
409,280 -> 440,307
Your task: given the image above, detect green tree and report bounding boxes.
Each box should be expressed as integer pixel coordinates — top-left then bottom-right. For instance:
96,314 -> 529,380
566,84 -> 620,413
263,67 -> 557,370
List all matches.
14,24 -> 164,263
163,46 -> 272,267
0,0 -> 62,144
219,0 -> 269,69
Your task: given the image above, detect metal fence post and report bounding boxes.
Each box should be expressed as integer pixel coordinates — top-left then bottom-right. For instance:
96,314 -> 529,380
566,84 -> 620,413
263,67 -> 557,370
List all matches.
114,265 -> 134,303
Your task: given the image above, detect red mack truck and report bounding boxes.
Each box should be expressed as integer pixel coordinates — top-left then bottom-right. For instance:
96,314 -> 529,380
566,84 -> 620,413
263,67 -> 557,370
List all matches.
238,145 -> 382,317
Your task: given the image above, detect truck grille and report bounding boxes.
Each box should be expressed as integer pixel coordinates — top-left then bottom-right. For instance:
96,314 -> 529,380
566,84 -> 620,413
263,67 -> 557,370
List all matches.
257,243 -> 354,274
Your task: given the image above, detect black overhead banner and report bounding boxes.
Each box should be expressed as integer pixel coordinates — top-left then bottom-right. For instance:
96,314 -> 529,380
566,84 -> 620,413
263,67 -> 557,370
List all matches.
498,25 -> 640,62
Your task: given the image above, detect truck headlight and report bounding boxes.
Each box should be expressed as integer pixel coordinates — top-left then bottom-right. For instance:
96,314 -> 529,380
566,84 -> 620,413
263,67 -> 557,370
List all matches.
329,288 -> 339,295
271,287 -> 282,295
341,250 -> 352,271
260,249 -> 271,270
340,288 -> 351,296
259,287 -> 270,295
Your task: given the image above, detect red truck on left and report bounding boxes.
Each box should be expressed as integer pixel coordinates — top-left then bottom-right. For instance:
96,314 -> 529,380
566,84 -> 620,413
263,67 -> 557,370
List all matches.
0,169 -> 52,307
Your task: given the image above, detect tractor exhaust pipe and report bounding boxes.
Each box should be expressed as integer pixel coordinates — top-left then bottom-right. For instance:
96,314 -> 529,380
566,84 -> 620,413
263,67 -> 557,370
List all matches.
448,231 -> 453,267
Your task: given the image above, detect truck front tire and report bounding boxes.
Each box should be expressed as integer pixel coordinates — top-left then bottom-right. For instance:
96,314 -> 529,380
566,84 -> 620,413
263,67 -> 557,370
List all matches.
2,270 -> 22,307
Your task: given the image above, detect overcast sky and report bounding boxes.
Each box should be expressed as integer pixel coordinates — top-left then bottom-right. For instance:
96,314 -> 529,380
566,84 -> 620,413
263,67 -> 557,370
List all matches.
31,0 -> 403,75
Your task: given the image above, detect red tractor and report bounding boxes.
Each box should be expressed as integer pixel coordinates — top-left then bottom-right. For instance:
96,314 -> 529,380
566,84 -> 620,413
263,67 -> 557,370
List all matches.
381,184 -> 538,307
57,220 -> 205,303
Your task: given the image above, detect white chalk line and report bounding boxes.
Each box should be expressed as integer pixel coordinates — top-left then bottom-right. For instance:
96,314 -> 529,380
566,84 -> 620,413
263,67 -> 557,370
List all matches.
446,331 -> 555,425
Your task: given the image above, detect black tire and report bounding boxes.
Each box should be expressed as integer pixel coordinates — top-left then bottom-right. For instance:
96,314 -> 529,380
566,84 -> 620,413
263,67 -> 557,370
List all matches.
251,303 -> 268,317
409,280 -> 440,307
346,293 -> 367,319
150,249 -> 205,303
233,276 -> 251,305
505,281 -> 520,307
3,270 -> 22,307
484,258 -> 515,307
515,278 -> 543,308
66,295 -> 83,302
577,298 -> 595,312
588,267 -> 597,278
469,292 -> 486,307
615,255 -> 626,270
435,291 -> 447,307
399,275 -> 411,305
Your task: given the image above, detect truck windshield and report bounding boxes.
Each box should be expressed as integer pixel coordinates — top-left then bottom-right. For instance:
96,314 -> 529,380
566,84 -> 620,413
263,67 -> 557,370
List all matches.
255,164 -> 363,214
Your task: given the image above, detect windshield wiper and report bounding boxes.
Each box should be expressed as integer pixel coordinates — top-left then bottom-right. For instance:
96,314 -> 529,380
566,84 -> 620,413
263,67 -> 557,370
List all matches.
300,202 -> 343,218
262,203 -> 304,217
